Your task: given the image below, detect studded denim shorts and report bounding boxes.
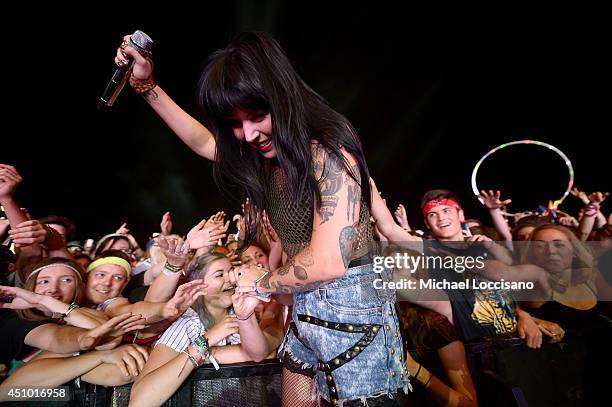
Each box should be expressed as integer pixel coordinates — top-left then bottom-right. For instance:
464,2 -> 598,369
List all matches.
283,263 -> 409,404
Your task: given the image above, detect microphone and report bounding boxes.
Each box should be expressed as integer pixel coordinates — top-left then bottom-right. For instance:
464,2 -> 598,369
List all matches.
98,30 -> 153,111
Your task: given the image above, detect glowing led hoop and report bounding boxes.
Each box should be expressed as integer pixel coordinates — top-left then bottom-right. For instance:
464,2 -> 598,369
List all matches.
471,140 -> 574,216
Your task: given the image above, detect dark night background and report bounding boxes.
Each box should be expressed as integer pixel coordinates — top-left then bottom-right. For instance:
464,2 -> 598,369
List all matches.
2,5 -> 608,244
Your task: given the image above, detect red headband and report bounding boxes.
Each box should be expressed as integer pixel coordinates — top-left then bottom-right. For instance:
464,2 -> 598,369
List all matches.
422,198 -> 462,217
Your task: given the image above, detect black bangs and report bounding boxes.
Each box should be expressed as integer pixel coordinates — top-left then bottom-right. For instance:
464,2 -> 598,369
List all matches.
198,51 -> 270,122
194,31 -> 372,234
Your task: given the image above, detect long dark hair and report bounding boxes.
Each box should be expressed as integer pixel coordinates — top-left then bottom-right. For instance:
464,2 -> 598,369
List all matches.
197,32 -> 371,240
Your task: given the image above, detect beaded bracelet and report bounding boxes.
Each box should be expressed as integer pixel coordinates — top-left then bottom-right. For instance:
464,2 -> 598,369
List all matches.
129,75 -> 157,94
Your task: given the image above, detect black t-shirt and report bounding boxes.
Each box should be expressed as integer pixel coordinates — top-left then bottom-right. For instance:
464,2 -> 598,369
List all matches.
0,309 -> 48,366
122,271 -> 149,303
425,240 -> 518,341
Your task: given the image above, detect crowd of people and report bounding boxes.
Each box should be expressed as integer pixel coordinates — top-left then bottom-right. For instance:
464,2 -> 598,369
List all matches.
1,31 -> 610,407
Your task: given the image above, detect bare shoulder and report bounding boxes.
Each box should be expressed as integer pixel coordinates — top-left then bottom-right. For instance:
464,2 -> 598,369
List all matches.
310,142 -> 359,179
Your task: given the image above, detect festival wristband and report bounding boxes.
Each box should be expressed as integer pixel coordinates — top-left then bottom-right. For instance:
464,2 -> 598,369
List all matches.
254,270 -> 272,298
193,336 -> 219,370
164,261 -> 183,274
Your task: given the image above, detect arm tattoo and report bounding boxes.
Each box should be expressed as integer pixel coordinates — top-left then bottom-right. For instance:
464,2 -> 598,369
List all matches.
277,261 -> 291,276
313,148 -> 344,224
339,225 -> 357,267
269,279 -> 325,294
345,164 -> 361,222
270,280 -> 293,294
277,246 -> 313,278
143,89 -> 159,102
262,246 -> 322,292
276,259 -> 307,280
259,271 -> 272,289
300,246 -> 315,266
293,265 -> 308,280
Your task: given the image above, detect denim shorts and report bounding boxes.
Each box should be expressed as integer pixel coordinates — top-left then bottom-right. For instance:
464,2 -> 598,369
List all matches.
283,263 -> 410,404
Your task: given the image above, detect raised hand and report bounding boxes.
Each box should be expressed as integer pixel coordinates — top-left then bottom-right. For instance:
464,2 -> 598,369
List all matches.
187,218 -> 229,250
480,190 -> 512,210
241,198 -> 261,231
570,187 -> 589,205
559,216 -> 579,228
393,204 -> 410,229
205,211 -> 226,227
158,236 -> 190,269
160,211 -> 173,236
7,220 -> 49,247
115,34 -> 153,82
162,280 -> 206,319
261,210 -> 279,243
0,164 -> 23,201
588,191 -> 609,204
116,222 -> 130,235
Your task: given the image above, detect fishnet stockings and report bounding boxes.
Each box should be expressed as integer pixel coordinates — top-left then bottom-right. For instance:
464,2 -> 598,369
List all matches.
282,368 -> 318,407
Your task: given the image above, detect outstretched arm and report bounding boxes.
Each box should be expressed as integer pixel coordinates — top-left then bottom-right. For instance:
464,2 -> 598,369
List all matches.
578,192 -> 608,240
105,280 -> 205,324
479,190 -> 513,251
0,164 -> 42,261
0,345 -> 148,390
0,285 -> 102,329
369,178 -> 423,248
22,312 -> 142,355
117,36 -> 216,161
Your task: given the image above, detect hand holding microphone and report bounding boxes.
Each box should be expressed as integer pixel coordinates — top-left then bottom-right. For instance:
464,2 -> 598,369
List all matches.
98,30 -> 154,111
